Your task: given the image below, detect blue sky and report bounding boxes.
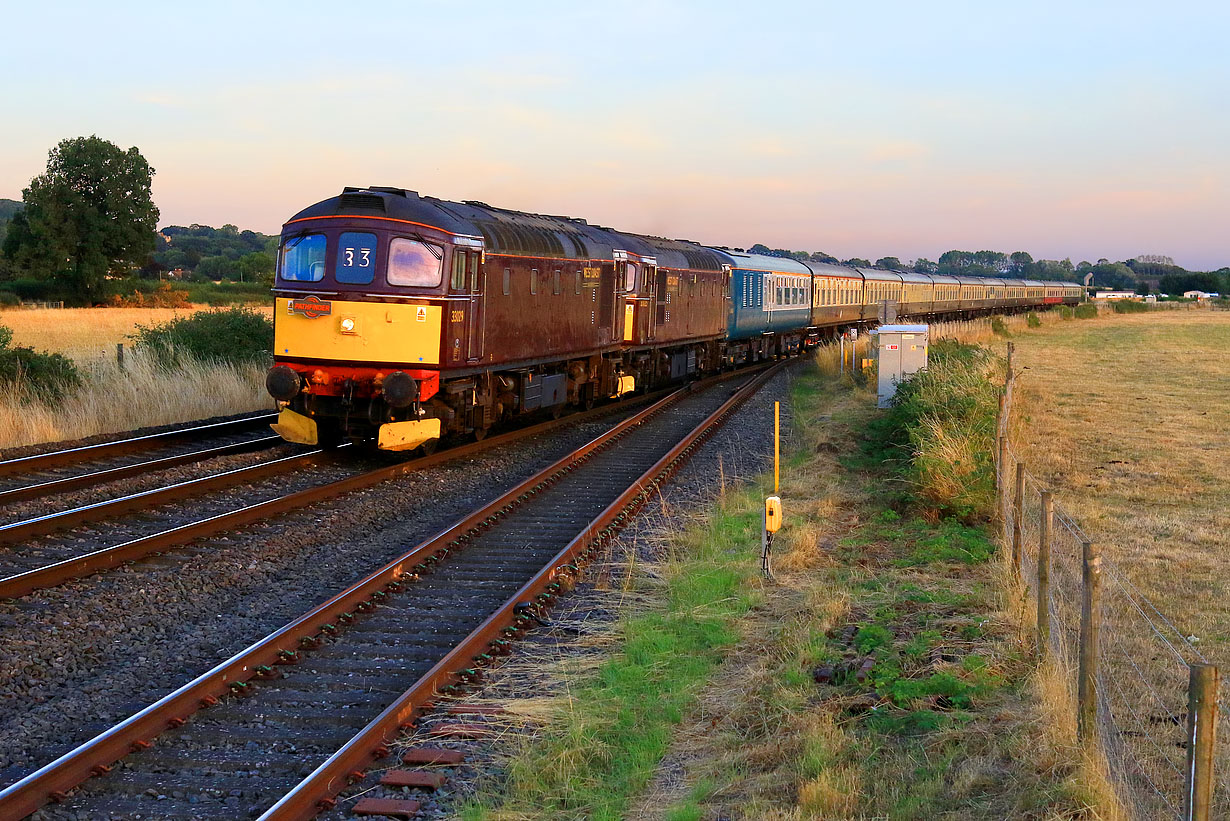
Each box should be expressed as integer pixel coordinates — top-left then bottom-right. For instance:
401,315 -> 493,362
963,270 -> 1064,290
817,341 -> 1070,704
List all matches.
2,0 -> 1227,268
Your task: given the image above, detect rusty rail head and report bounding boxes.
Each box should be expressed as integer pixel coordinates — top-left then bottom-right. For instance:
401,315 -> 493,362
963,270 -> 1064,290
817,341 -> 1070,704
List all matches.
256,361 -> 787,820
0,412 -> 278,478
0,375 -> 708,819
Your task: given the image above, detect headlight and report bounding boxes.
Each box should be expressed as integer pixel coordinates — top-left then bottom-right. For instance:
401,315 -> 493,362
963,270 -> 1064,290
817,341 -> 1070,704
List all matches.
340,317 -> 357,334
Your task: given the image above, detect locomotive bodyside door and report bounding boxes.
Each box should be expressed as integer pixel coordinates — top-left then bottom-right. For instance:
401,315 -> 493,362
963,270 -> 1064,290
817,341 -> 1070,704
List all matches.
467,251 -> 485,361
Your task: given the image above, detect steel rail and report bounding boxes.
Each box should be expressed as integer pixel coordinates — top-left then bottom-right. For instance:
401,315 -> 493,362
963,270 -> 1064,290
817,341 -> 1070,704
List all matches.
0,449 -> 328,546
0,381 -> 680,600
260,360 -> 786,819
0,366 -> 728,819
0,435 -> 284,505
0,412 -> 277,478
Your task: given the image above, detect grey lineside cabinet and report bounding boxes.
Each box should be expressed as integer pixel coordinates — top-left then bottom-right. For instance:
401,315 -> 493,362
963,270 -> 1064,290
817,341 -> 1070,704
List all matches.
874,324 -> 929,408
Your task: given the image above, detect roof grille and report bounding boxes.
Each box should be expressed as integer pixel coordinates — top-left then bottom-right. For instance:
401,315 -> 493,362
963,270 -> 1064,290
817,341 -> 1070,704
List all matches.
338,193 -> 386,212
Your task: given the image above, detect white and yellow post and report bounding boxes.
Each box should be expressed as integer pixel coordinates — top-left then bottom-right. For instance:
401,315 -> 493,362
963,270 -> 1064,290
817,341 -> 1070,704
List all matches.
763,401 -> 783,577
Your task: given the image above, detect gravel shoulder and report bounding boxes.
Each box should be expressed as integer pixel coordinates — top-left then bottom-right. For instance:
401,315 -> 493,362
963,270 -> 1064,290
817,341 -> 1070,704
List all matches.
0,410 -> 636,788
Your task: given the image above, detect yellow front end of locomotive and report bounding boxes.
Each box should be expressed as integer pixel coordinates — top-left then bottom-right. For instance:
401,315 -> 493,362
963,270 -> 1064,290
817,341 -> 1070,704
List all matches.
274,298 -> 443,365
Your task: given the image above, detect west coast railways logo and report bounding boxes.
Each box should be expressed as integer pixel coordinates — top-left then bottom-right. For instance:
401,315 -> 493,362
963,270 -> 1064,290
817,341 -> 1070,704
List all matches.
288,295 -> 332,318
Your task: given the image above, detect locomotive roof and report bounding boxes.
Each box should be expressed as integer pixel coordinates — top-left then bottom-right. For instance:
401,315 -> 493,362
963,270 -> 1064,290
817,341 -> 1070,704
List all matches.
288,187 -> 723,270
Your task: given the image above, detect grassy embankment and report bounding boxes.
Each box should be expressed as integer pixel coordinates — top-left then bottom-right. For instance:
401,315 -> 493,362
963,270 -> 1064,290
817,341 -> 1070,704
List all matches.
457,312 -> 1113,820
0,305 -> 275,451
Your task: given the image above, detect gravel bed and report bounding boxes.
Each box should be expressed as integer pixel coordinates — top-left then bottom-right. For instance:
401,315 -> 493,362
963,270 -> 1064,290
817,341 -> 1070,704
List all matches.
318,366 -> 799,820
0,407 -> 642,792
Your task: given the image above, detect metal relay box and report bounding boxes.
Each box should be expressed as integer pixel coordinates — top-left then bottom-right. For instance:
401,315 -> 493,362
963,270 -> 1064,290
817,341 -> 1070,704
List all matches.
874,324 -> 929,408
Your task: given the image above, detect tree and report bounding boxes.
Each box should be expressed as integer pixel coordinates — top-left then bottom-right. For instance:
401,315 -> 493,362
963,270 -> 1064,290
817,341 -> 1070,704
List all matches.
912,258 -> 937,274
874,256 -> 904,271
810,251 -> 839,264
1008,251 -> 1034,276
194,254 -> 240,281
238,250 -> 275,282
843,258 -> 871,268
4,136 -> 158,301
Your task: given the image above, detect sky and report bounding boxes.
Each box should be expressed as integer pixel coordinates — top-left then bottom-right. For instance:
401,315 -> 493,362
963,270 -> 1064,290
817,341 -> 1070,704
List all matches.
2,1 -> 1227,270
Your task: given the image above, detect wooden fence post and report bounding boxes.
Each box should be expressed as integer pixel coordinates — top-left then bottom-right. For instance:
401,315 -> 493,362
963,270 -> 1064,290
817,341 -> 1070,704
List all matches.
1037,491 -> 1053,656
1012,462 -> 1025,575
1078,540 -> 1101,747
996,394 -> 1007,488
1185,663 -> 1219,821
116,343 -> 125,369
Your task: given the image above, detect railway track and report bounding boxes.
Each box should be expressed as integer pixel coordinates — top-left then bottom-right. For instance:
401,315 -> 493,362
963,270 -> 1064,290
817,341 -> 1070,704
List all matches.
0,384 -> 676,601
0,413 -> 282,501
0,361 -> 785,820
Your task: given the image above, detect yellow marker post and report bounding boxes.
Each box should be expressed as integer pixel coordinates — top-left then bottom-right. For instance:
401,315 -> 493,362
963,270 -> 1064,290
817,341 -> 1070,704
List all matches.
774,401 -> 780,494
764,401 -> 783,578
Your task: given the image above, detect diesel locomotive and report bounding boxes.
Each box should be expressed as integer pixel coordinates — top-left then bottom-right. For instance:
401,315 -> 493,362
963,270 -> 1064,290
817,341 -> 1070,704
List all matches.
264,187 -> 1081,450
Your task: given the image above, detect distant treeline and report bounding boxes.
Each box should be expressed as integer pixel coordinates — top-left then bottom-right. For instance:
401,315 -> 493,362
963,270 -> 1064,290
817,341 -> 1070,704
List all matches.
1,192 -> 1225,299
147,224 -> 277,283
747,244 -> 1230,295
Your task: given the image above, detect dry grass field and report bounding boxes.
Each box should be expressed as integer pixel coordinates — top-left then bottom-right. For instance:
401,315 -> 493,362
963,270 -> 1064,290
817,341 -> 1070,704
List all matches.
1009,311 -> 1230,659
0,305 -> 274,364
0,306 -> 275,452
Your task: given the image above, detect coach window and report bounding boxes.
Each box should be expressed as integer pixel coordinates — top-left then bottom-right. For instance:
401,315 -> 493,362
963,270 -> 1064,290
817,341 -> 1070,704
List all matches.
335,232 -> 376,284
451,252 -> 466,291
553,268 -> 561,295
279,233 -> 326,282
575,270 -> 582,295
531,268 -> 538,295
503,267 -> 511,295
387,238 -> 443,287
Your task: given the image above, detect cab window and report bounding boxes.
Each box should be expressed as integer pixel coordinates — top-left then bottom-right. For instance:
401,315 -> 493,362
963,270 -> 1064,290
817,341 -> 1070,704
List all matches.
336,232 -> 376,285
624,262 -> 638,291
387,238 -> 443,287
451,252 -> 466,291
279,234 -> 326,282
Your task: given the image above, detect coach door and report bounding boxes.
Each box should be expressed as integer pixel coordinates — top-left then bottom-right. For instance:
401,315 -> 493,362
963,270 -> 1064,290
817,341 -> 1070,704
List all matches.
467,252 -> 485,362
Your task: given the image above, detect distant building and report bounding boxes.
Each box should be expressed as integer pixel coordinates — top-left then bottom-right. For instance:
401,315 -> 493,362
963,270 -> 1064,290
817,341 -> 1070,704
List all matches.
1094,291 -> 1137,300
1183,290 -> 1218,300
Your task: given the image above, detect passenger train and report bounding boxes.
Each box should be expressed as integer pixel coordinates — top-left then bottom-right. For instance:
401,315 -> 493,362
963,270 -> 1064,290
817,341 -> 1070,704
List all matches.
264,187 -> 1082,450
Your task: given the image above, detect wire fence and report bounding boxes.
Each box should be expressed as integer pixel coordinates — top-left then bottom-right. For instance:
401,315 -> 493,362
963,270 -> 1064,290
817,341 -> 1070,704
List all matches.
999,440 -> 1223,820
